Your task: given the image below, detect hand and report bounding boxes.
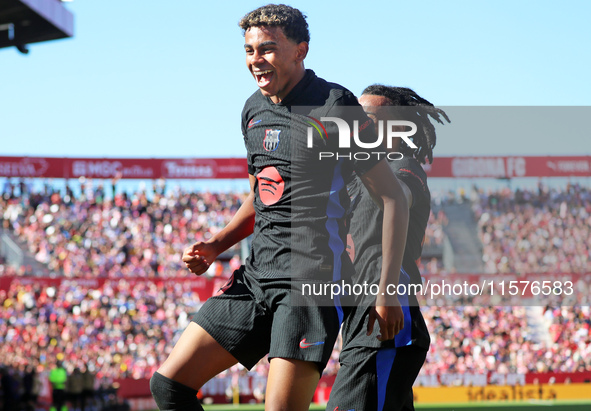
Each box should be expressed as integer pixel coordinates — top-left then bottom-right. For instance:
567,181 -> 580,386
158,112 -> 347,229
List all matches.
367,298 -> 404,341
182,241 -> 219,276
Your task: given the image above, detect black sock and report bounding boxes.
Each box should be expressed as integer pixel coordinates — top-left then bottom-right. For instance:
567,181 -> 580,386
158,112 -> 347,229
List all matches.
150,371 -> 203,411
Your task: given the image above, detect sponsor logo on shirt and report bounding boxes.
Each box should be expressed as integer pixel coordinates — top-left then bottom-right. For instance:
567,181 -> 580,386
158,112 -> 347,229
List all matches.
257,166 -> 284,206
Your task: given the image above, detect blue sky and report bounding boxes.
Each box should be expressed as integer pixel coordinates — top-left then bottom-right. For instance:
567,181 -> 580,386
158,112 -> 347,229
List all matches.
1,0 -> 590,160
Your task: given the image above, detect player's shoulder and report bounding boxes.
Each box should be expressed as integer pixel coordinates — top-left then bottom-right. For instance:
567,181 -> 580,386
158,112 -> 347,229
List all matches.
391,156 -> 429,195
391,156 -> 426,177
302,71 -> 359,108
242,89 -> 267,117
320,79 -> 358,106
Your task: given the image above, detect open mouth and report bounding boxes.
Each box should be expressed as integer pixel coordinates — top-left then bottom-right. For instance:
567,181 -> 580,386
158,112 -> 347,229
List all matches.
253,69 -> 274,88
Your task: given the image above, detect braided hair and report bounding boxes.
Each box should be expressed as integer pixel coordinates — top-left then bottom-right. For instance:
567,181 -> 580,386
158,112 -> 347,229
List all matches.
361,85 -> 450,164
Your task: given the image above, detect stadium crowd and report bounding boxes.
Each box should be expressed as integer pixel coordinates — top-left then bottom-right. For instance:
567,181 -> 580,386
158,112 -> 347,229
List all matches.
1,180 -> 590,408
421,305 -> 591,376
545,305 -> 591,373
1,179 -> 245,278
1,278 -> 200,381
473,183 -> 591,274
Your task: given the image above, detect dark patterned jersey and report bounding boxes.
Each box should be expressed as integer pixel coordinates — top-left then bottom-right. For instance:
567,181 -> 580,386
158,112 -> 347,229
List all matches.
343,155 -> 431,349
241,69 -> 380,281
347,156 -> 430,287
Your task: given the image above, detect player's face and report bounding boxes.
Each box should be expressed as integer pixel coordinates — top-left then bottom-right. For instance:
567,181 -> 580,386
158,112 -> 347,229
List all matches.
359,94 -> 403,151
244,26 -> 308,104
359,94 -> 391,134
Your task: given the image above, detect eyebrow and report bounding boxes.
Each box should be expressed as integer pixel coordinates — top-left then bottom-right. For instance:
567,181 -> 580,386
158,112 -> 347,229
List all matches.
244,41 -> 278,49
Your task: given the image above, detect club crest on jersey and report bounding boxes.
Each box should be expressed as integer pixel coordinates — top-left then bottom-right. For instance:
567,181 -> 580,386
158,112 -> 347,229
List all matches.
264,129 -> 281,152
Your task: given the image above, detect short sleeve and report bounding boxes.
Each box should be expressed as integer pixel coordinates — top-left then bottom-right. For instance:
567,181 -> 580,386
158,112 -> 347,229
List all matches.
393,161 -> 429,208
241,107 -> 256,176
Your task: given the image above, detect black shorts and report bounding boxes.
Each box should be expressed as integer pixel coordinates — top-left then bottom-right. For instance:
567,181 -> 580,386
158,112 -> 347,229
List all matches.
327,345 -> 428,411
340,268 -> 431,351
193,266 -> 342,372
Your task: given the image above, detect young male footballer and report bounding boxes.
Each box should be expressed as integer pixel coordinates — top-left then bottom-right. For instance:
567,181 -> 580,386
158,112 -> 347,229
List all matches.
328,85 -> 449,411
150,6 -> 408,411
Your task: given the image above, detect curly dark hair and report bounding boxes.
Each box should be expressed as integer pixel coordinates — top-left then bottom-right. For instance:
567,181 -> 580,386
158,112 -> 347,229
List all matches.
362,85 -> 450,164
239,4 -> 310,44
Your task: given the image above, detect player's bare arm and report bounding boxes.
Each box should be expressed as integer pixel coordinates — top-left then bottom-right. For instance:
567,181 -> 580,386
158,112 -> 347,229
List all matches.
183,175 -> 256,275
359,159 -> 409,341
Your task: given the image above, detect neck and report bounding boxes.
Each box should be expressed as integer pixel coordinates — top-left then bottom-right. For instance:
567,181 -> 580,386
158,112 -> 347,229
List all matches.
270,66 -> 306,104
381,140 -> 401,153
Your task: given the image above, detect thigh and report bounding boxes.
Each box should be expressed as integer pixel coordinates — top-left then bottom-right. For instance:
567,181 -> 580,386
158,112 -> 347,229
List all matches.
158,269 -> 272,389
265,357 -> 320,411
156,322 -> 239,390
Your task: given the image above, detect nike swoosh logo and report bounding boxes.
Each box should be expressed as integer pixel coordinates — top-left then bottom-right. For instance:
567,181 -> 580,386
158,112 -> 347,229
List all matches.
248,119 -> 262,128
299,338 -> 325,349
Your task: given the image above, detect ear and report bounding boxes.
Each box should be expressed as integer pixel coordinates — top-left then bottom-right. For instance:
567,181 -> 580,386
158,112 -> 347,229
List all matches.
295,42 -> 309,62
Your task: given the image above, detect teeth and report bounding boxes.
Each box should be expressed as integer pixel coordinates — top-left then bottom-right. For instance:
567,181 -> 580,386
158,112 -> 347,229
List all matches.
254,70 -> 273,75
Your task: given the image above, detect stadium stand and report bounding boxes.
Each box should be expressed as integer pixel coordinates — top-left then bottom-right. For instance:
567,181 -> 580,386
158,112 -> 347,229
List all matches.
473,183 -> 591,274
1,181 -> 590,408
1,181 -> 245,278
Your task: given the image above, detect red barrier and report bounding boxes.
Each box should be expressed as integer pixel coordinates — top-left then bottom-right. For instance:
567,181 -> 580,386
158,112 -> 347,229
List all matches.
1,156 -> 590,179
0,156 -> 248,179
424,156 -> 591,178
525,371 -> 591,384
416,372 -> 525,387
0,275 -> 221,299
112,374 -> 337,404
114,377 -> 151,399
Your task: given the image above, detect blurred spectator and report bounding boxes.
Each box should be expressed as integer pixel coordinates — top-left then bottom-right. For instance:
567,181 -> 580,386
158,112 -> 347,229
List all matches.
81,365 -> 96,411
1,366 -> 19,410
66,367 -> 84,411
424,209 -> 448,247
22,365 -> 42,411
49,361 -> 67,411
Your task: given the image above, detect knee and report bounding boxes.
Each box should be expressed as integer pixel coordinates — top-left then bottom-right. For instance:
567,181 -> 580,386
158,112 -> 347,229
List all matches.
150,371 -> 201,411
149,372 -> 163,400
